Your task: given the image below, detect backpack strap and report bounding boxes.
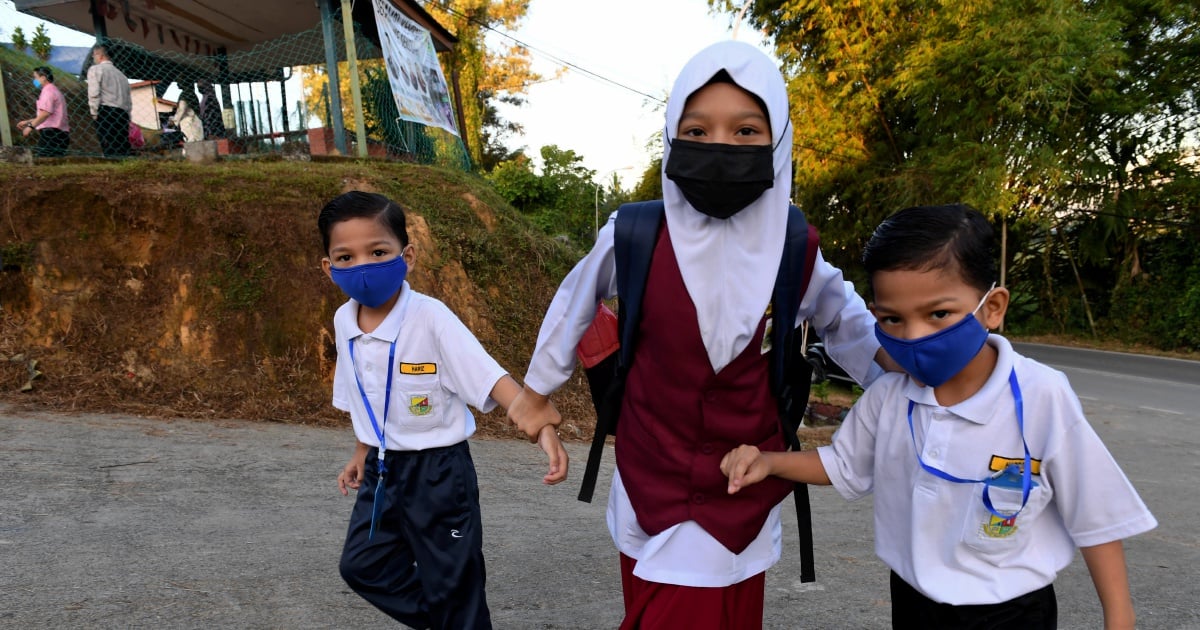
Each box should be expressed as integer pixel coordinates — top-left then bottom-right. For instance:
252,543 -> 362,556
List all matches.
770,206 -> 812,399
578,200 -> 665,503
771,205 -> 821,583
614,200 -> 664,368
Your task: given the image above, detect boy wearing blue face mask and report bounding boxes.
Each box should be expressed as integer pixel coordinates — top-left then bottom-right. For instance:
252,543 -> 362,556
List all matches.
319,191 -> 568,629
722,204 -> 1156,629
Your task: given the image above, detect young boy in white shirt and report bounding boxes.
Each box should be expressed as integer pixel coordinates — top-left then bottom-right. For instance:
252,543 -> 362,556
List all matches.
320,191 -> 568,629
722,204 -> 1156,629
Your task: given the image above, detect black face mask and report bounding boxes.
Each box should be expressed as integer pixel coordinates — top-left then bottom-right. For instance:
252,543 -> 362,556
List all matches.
664,139 -> 774,219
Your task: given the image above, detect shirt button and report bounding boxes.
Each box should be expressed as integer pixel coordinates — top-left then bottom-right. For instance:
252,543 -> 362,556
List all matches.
704,391 -> 717,403
700,443 -> 714,455
692,493 -> 706,505
929,449 -> 939,458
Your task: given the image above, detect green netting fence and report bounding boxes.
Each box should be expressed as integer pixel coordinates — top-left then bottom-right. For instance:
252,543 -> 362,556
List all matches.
1,21 -> 470,170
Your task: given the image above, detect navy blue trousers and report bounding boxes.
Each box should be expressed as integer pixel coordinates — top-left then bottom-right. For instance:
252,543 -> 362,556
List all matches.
340,442 -> 491,629
890,571 -> 1056,629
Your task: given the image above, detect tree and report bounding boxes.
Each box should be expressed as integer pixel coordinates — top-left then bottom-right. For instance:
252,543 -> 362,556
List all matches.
10,26 -> 27,53
488,152 -> 545,210
422,0 -> 549,171
712,1 -> 1125,265
710,0 -> 1200,341
629,158 -> 662,202
300,59 -> 387,139
488,145 -> 598,244
1062,0 -> 1200,281
298,1 -> 542,171
30,24 -> 51,61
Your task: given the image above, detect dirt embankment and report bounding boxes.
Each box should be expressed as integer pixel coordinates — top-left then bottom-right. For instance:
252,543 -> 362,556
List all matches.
0,160 -> 596,438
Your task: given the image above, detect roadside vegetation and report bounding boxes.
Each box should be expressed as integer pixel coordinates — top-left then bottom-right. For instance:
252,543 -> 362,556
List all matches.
0,160 -> 596,439
0,0 -> 1196,443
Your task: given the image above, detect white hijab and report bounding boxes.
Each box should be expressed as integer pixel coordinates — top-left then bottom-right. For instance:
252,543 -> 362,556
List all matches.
661,40 -> 793,372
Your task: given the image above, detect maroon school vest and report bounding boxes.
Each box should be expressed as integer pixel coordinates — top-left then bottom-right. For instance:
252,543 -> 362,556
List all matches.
615,223 -> 794,554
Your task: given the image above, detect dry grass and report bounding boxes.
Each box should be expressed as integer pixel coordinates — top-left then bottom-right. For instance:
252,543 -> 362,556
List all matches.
0,160 -> 595,438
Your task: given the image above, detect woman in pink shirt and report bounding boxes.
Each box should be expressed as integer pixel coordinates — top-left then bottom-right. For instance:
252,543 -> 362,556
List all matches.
17,67 -> 70,157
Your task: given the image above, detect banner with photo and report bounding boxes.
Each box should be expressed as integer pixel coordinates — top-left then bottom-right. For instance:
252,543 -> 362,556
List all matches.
371,0 -> 460,136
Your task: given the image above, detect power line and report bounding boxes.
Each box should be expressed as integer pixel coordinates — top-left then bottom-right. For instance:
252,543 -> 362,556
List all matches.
416,0 -> 665,104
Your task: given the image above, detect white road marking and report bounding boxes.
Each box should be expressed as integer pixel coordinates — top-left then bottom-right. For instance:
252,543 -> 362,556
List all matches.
1138,406 -> 1185,416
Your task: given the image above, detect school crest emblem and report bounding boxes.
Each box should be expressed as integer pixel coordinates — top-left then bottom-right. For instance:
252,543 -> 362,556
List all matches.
982,514 -> 1018,538
409,394 -> 432,416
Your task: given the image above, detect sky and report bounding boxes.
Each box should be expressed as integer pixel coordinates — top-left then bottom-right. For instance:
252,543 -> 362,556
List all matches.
490,0 -> 770,186
1,0 -> 767,186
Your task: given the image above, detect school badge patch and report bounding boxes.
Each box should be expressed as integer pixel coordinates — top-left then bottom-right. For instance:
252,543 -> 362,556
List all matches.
982,514 -> 1018,538
409,394 -> 432,416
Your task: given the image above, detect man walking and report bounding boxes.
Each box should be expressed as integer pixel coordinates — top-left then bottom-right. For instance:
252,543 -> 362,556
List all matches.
87,44 -> 133,158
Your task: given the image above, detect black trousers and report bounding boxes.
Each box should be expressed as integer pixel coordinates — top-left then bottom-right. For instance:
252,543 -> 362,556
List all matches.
890,571 -> 1056,629
340,442 -> 491,629
34,128 -> 69,157
94,105 -> 131,157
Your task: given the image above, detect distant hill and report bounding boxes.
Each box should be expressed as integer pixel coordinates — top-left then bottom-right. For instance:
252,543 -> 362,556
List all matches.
1,43 -> 91,76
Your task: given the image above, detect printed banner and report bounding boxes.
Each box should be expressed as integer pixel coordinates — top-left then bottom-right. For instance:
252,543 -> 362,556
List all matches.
372,0 -> 459,136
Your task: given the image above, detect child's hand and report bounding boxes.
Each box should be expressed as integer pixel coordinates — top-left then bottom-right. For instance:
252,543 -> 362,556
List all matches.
536,424 -> 569,485
337,447 -> 368,496
507,386 -> 561,443
720,445 -> 771,494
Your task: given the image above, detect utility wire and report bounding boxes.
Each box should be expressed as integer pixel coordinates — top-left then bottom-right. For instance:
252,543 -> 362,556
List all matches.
416,0 -> 665,103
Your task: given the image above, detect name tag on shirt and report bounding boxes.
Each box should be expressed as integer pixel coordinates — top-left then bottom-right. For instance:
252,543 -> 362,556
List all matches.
399,362 -> 437,375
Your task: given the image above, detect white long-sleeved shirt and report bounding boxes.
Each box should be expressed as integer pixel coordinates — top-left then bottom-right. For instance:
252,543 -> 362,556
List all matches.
86,60 -> 132,116
524,210 -> 883,586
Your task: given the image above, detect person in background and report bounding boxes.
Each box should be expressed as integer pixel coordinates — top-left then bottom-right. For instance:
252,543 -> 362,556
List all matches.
172,82 -> 204,143
722,204 -> 1157,629
197,78 -> 226,139
17,67 -> 70,157
86,44 -> 132,158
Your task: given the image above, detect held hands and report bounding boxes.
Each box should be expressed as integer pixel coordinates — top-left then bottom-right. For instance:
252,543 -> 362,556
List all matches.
720,445 -> 773,494
507,385 -> 561,443
536,424 -> 570,485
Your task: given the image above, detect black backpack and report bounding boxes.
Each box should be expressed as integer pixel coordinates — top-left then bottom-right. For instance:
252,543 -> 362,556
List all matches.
579,199 -> 821,582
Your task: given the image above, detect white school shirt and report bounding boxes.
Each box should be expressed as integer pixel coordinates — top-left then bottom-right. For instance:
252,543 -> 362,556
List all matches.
331,283 -> 508,451
818,335 -> 1157,605
524,214 -> 883,587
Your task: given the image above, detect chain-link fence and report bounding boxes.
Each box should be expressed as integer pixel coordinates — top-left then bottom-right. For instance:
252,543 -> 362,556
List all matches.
1,21 -> 470,170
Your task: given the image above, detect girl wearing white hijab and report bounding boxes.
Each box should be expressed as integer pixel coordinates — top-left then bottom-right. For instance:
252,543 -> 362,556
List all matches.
511,41 -> 887,627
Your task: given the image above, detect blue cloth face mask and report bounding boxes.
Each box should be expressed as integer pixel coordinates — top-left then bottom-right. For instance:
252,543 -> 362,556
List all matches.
875,286 -> 994,387
32,79 -> 42,89
329,256 -> 408,308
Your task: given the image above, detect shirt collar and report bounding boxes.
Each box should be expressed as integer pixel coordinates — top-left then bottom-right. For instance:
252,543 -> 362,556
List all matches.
334,281 -> 411,343
903,334 -> 1015,425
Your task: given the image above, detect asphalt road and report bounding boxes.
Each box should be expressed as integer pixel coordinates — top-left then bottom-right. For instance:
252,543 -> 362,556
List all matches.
1013,342 -> 1200,416
0,345 -> 1196,629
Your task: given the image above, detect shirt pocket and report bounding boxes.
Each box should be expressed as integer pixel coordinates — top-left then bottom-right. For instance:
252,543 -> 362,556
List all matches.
959,481 -> 1052,555
395,373 -> 447,431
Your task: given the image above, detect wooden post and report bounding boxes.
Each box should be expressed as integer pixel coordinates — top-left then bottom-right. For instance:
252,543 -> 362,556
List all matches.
91,0 -> 108,39
318,0 -> 348,154
0,62 -> 13,147
340,0 -> 368,157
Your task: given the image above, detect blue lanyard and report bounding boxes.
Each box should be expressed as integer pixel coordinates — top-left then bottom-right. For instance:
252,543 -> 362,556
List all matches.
348,337 -> 396,539
906,369 -> 1033,521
